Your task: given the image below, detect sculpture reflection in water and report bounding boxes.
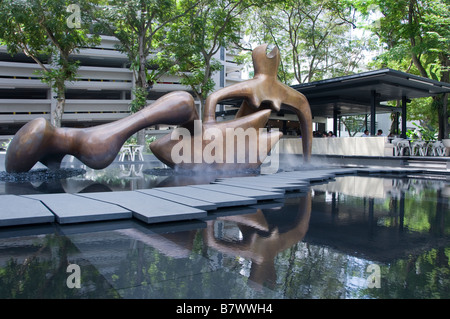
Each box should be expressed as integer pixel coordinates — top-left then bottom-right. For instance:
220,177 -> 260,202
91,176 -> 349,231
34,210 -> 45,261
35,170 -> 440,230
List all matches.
5,44 -> 312,173
204,192 -> 312,289
123,192 -> 312,290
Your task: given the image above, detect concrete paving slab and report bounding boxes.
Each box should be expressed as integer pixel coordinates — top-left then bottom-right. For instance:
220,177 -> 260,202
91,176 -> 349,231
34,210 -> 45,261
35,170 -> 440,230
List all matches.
217,175 -> 310,185
0,195 -> 55,227
320,168 -> 359,175
137,188 -> 217,211
200,206 -> 258,220
23,193 -> 131,224
250,199 -> 285,210
212,179 -> 287,193
388,168 -> 426,174
355,168 -> 389,174
273,172 -> 336,182
156,186 -> 257,208
77,191 -> 207,224
190,184 -> 284,201
215,179 -> 308,192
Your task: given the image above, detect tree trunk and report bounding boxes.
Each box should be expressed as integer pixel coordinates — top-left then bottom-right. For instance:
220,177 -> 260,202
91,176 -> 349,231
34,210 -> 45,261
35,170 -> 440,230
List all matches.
51,82 -> 65,128
51,98 -> 64,128
390,111 -> 399,136
135,32 -> 149,147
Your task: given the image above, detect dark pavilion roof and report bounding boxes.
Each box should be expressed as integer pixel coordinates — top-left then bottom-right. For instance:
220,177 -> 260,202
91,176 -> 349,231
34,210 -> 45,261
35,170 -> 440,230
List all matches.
219,68 -> 450,118
291,68 -> 450,118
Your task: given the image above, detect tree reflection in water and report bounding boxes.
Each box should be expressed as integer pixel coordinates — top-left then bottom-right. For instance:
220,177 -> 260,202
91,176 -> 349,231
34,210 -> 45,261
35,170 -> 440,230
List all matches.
0,234 -> 119,298
0,176 -> 449,298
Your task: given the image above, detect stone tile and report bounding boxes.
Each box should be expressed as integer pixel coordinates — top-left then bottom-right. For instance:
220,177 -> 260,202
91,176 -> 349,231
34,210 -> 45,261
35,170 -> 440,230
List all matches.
77,191 -> 206,224
190,184 -> 284,201
212,179 -> 287,193
215,178 -> 307,192
156,186 -> 257,208
23,193 -> 131,224
137,189 -> 217,211
0,195 -> 54,227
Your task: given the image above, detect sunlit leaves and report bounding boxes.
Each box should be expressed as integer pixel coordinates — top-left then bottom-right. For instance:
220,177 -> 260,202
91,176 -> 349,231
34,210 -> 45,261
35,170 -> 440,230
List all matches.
245,0 -> 373,84
162,0 -> 253,109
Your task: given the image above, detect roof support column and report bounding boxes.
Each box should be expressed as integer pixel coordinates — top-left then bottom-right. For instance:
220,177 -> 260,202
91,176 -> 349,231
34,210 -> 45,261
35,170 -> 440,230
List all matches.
338,116 -> 341,137
370,90 -> 378,136
401,96 -> 408,138
333,108 -> 339,135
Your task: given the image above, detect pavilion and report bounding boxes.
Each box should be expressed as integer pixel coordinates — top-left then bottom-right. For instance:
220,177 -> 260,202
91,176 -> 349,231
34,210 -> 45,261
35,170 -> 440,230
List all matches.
291,68 -> 450,137
221,68 -> 450,137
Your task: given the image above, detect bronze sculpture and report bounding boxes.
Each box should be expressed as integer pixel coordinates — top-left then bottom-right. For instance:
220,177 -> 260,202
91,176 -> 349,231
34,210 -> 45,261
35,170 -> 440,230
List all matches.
150,44 -> 312,169
5,44 -> 312,173
5,91 -> 197,172
202,44 -> 312,162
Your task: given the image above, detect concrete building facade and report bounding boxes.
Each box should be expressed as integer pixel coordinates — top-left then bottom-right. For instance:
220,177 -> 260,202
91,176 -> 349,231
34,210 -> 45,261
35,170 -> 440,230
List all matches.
0,35 -> 244,137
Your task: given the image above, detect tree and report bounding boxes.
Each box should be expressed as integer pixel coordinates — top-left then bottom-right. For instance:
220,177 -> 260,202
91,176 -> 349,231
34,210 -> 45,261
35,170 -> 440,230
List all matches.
93,0 -> 199,145
341,115 -> 368,136
245,0 -> 372,85
162,0 -> 262,116
0,0 -> 100,128
355,0 -> 450,139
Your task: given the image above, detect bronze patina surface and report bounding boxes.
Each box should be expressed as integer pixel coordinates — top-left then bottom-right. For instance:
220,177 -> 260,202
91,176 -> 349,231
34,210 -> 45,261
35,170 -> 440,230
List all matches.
150,44 -> 312,169
5,44 -> 312,173
203,44 -> 312,162
150,109 -> 282,171
5,91 -> 197,172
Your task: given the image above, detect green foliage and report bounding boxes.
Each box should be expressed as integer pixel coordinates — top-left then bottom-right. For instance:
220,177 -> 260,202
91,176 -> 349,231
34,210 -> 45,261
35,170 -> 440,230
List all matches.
353,0 -> 450,138
162,0 -> 257,108
130,87 -> 148,113
341,115 -> 368,136
0,0 -> 101,126
1,138 -> 12,151
245,0 -> 375,84
124,134 -> 156,152
94,0 -> 197,113
406,121 -> 438,141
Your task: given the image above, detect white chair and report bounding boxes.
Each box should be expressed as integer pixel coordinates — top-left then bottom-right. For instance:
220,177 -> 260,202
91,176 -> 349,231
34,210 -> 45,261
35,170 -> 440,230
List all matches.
392,138 -> 410,156
391,138 -> 402,156
133,145 -> 145,161
429,141 -> 446,156
118,146 -> 132,161
410,140 -> 428,156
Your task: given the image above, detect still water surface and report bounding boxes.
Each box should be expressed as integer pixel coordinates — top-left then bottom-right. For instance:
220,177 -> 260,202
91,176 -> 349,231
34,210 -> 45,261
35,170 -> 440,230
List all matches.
0,168 -> 449,299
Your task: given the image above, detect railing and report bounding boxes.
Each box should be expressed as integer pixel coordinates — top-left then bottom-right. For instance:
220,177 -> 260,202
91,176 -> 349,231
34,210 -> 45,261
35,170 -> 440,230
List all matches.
279,137 -> 450,157
391,138 -> 449,157
279,136 -> 389,157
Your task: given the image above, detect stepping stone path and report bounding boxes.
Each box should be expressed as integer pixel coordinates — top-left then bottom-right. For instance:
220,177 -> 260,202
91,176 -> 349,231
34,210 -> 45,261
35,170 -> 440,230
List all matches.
0,166 -> 438,227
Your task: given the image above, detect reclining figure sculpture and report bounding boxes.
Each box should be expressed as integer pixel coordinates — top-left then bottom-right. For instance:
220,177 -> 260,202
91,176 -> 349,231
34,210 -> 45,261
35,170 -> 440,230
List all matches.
5,44 -> 312,173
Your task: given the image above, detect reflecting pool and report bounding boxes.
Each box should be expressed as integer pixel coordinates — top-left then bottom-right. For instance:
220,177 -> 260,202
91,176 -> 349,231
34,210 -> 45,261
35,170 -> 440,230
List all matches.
0,158 -> 261,195
0,174 -> 449,299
